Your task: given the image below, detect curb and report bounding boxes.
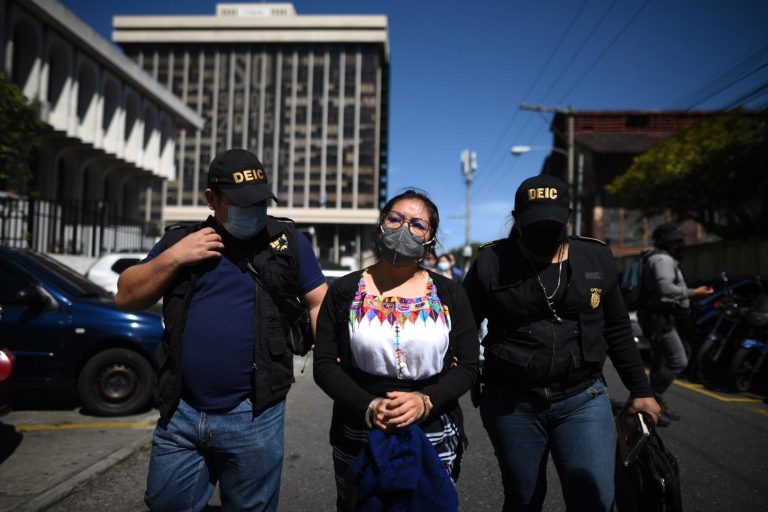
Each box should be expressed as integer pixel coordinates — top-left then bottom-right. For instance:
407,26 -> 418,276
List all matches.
13,434 -> 151,512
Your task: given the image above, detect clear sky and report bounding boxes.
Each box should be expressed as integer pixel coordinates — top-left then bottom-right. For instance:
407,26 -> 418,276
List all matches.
61,0 -> 768,251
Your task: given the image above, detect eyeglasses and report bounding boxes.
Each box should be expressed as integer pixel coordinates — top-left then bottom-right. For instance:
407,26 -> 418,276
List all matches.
382,211 -> 431,237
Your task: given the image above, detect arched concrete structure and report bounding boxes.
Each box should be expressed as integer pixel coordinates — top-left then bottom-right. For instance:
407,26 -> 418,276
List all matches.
0,0 -> 204,256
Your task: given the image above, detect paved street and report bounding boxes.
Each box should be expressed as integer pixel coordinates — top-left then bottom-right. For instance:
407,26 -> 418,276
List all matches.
1,356 -> 766,511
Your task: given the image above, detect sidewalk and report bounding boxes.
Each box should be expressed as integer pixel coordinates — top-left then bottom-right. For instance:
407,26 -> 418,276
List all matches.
0,409 -> 157,512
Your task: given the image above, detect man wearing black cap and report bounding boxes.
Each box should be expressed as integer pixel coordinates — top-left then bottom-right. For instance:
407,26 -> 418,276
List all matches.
116,149 -> 328,511
638,222 -> 713,425
463,175 -> 660,511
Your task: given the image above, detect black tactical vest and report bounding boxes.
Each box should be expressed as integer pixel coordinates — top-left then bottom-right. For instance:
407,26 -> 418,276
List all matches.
479,237 -> 615,399
154,215 -> 301,421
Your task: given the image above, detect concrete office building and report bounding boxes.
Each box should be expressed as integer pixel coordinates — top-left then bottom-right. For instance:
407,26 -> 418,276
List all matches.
113,3 -> 389,266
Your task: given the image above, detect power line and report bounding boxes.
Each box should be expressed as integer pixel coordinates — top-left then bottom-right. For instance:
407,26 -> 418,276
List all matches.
724,82 -> 768,110
472,115 -> 552,200
556,0 -> 652,104
535,0 -> 619,104
688,62 -> 768,110
474,0 -> 622,197
474,0 -> 590,191
671,37 -> 768,109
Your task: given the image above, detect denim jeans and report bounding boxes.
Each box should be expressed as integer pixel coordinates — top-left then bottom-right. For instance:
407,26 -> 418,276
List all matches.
480,379 -> 615,512
145,398 -> 285,512
639,312 -> 689,399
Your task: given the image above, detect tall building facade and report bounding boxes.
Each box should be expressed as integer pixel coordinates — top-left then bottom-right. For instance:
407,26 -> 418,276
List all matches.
113,3 -> 389,266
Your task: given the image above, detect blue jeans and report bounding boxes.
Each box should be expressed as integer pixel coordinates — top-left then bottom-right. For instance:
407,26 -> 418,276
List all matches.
145,398 -> 285,512
480,379 -> 615,511
641,316 -> 688,400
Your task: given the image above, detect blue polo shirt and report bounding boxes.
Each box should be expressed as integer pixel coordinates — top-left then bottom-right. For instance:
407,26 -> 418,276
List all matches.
144,228 -> 324,411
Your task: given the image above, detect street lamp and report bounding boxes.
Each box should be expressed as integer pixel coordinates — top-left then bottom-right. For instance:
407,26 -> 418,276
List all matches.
510,145 -> 583,236
510,145 -> 568,157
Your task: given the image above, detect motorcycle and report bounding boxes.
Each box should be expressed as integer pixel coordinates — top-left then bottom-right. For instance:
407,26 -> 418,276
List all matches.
689,272 -> 761,383
728,294 -> 768,392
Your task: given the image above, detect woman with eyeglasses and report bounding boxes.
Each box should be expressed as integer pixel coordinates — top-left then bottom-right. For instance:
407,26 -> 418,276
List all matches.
314,189 -> 479,510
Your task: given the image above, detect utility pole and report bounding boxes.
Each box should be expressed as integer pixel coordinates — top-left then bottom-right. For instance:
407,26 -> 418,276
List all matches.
519,103 -> 576,234
460,149 -> 477,251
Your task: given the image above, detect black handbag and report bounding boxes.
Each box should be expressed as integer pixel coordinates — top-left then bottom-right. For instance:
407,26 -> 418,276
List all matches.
615,415 -> 683,512
245,261 -> 313,356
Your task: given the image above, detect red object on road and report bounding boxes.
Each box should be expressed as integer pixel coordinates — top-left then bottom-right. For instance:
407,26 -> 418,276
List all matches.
0,347 -> 15,416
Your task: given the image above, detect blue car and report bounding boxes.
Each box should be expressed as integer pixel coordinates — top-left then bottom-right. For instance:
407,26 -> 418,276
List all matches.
0,247 -> 163,416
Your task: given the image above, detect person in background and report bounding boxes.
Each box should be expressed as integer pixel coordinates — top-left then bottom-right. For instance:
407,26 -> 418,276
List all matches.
448,253 -> 464,279
638,222 -> 713,425
313,189 -> 479,510
436,253 -> 455,279
463,175 -> 659,511
116,149 -> 328,512
421,250 -> 437,270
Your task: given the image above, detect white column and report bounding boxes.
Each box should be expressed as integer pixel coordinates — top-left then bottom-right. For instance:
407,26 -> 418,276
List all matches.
167,50 -> 174,90
373,63 -> 382,206
304,51 -> 314,208
336,52 -> 346,209
352,50 -> 361,209
211,51 -> 220,157
320,50 -> 329,207
227,51 -> 235,150
151,49 -> 158,79
144,183 -> 152,223
178,48 -> 190,206
193,51 -> 204,206
242,49 -> 251,149
271,51 -> 283,197
257,49 -> 266,157
287,50 -> 298,208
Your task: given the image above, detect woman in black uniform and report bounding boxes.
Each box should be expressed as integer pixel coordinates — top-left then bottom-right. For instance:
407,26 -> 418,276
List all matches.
463,175 -> 660,511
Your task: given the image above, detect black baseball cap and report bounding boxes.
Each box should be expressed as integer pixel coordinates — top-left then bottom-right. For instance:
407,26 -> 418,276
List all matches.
652,222 -> 685,243
206,149 -> 278,206
513,175 -> 571,227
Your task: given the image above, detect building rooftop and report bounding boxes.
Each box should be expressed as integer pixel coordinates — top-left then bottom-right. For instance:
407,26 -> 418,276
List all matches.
113,2 -> 389,58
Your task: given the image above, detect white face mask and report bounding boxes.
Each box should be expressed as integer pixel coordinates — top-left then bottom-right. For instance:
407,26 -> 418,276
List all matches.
437,261 -> 451,271
222,205 -> 267,239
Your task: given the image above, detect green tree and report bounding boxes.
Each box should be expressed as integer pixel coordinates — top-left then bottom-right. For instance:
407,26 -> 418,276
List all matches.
606,112 -> 768,239
0,71 -> 44,193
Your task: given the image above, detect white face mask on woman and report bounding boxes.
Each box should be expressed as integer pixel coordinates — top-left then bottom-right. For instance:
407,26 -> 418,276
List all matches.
437,261 -> 451,271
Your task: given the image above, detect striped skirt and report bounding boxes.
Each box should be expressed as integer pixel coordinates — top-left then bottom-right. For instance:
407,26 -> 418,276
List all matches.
331,412 -> 463,508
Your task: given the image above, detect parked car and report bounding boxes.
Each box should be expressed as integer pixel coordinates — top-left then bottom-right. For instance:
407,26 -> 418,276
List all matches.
322,268 -> 350,284
0,346 -> 15,417
0,247 -> 163,416
85,251 -> 147,295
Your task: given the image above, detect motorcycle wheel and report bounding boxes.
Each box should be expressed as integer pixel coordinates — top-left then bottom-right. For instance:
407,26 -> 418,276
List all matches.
729,347 -> 760,393
692,336 -> 720,383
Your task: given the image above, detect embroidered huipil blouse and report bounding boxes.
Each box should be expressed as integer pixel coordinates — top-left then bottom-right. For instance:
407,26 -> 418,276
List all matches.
348,275 -> 451,380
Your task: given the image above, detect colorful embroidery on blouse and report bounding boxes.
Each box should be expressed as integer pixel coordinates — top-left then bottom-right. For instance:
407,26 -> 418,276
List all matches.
348,275 -> 450,329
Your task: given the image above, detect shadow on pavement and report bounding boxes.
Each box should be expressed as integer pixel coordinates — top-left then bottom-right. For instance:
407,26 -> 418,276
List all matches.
11,388 -> 80,412
0,422 -> 23,464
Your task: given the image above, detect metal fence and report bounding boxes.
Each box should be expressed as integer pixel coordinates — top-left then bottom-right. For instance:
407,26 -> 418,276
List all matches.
0,196 -> 156,257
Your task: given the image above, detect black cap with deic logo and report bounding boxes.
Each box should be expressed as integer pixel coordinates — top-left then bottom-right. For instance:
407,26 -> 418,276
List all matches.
513,175 -> 571,227
207,149 -> 278,206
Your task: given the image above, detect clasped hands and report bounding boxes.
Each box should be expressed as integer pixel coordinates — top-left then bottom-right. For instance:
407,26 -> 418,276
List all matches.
367,391 -> 432,431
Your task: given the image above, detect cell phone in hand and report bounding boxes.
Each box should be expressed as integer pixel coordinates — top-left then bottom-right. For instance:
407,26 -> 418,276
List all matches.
616,409 -> 651,466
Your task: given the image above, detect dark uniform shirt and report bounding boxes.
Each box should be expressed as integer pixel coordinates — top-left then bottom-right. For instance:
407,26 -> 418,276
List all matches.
143,226 -> 324,412
464,235 -> 653,402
